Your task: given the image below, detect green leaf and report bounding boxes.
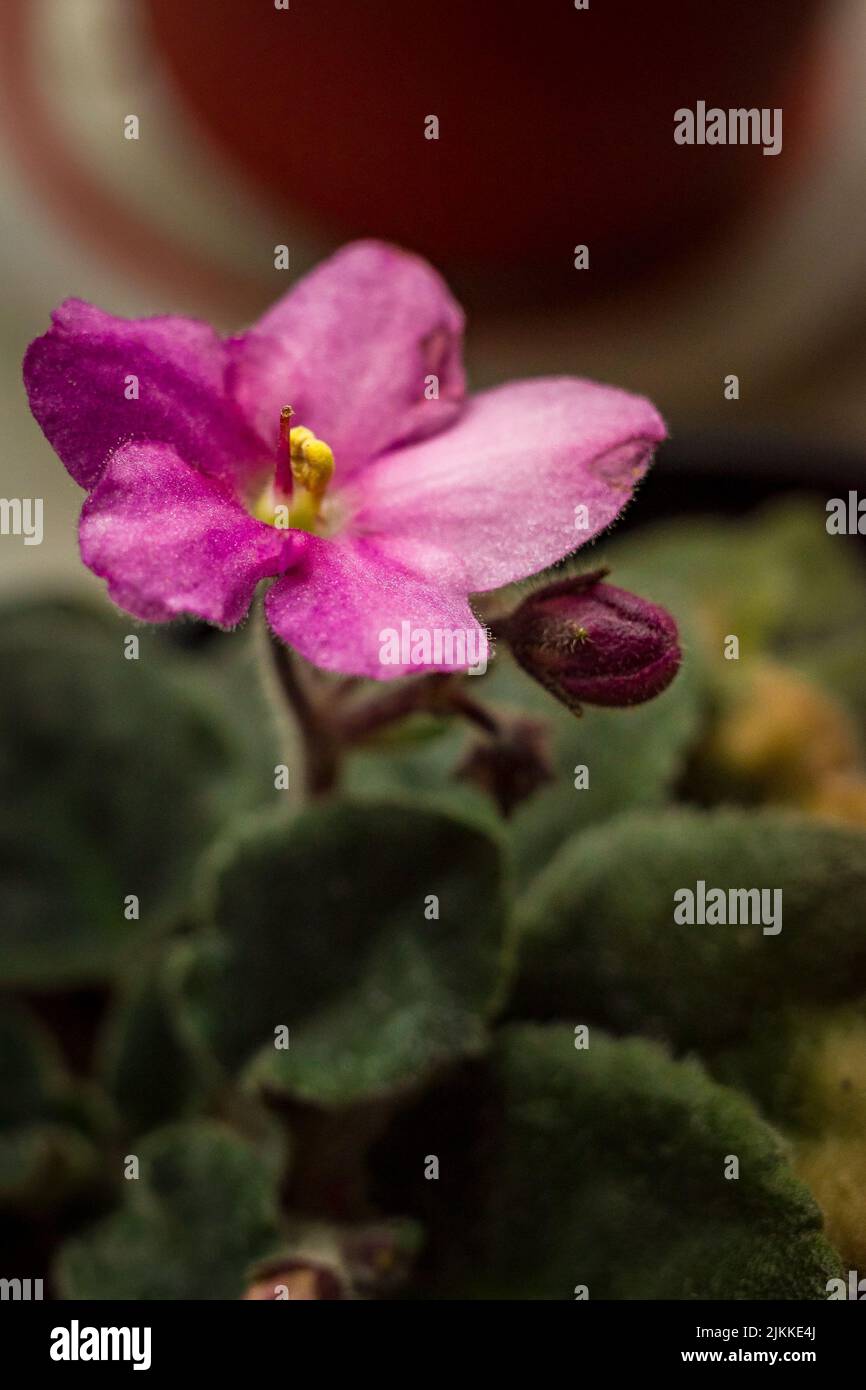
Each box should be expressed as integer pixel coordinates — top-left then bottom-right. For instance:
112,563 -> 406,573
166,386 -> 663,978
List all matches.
99,963 -> 211,1138
342,714 -> 494,821
0,1004 -> 98,1204
737,499 -> 866,650
55,1122 -> 285,1299
713,1004 -> 866,1140
0,600 -> 239,985
599,499 -> 866,715
513,808 -> 866,1046
432,1025 -> 840,1299
712,1004 -> 866,1273
181,801 -> 510,1106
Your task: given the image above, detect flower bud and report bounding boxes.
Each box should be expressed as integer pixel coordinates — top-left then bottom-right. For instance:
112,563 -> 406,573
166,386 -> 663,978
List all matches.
495,569 -> 680,712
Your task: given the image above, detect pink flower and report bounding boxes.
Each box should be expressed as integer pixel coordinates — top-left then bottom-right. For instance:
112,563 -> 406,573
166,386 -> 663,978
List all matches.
23,241 -> 665,679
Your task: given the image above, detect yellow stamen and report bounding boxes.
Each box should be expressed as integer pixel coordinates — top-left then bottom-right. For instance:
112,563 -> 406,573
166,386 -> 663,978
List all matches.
293,437 -> 335,498
288,425 -> 316,455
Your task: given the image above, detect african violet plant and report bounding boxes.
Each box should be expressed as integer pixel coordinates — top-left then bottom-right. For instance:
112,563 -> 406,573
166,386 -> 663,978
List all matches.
4,242 -> 866,1299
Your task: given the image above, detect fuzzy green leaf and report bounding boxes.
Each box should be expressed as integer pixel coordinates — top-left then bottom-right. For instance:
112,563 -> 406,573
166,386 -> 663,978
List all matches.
0,601 -> 239,985
181,801 -> 509,1106
55,1122 -> 285,1299
432,1025 -> 840,1299
599,499 -> 866,718
514,808 -> 866,1046
100,963 -> 210,1138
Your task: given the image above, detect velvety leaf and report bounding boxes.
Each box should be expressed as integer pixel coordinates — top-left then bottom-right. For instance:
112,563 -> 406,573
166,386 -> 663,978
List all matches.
599,499 -> 866,714
99,963 -> 211,1138
180,801 -> 509,1106
55,1122 -> 285,1299
714,1006 -> 866,1141
711,1002 -> 866,1196
342,711 -> 492,820
738,499 -> 866,649
598,505 -> 866,820
514,808 -> 866,1047
712,1004 -> 866,1272
433,1025 -> 840,1299
0,600 -> 239,985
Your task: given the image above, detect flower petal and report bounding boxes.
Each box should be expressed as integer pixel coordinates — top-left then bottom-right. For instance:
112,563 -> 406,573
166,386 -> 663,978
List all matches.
80,441 -> 304,626
23,300 -> 266,492
350,378 -> 666,591
265,536 -> 487,680
228,241 -> 466,477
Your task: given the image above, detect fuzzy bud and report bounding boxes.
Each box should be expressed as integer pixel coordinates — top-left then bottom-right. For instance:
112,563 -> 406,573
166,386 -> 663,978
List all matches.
495,569 -> 680,713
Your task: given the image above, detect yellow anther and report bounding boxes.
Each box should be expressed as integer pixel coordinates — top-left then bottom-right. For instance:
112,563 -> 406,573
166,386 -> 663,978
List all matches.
302,437 -> 334,476
288,425 -> 316,456
291,435 -> 334,499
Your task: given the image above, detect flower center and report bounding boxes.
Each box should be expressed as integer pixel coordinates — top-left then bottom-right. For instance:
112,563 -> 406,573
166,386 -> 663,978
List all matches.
250,406 -> 336,534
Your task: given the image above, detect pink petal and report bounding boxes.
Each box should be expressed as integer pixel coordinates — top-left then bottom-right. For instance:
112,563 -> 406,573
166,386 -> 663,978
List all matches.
80,441 -> 304,626
265,536 -> 487,680
348,378 -> 666,591
228,241 -> 466,478
23,300 -> 267,492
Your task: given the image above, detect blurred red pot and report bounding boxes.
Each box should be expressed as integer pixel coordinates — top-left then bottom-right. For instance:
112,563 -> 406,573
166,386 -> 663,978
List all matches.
145,0 -> 828,284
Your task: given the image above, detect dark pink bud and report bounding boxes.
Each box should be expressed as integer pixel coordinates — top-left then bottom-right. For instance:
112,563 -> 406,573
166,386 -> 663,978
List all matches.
495,569 -> 681,713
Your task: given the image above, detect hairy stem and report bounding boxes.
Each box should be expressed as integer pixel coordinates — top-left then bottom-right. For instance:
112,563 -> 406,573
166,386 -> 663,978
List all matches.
340,673 -> 501,744
267,631 -> 341,796
266,627 -> 504,796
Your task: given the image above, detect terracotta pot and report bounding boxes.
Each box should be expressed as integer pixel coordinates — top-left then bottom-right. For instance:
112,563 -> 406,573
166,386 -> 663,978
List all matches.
145,0 -> 827,284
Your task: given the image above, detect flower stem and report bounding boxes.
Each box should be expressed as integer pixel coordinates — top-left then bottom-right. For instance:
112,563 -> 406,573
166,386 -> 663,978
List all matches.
265,629 -> 505,796
340,674 -> 501,744
267,631 -> 341,796
445,685 -> 501,736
